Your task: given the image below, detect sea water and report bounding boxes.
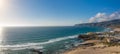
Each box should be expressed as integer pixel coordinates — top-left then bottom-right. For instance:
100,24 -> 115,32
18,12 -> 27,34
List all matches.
0,26 -> 105,54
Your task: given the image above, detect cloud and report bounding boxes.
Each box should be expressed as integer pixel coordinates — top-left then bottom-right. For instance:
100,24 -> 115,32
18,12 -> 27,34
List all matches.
109,11 -> 120,20
89,11 -> 120,23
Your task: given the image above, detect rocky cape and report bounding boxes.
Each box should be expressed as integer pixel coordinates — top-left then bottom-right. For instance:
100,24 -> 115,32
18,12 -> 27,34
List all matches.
75,19 -> 120,27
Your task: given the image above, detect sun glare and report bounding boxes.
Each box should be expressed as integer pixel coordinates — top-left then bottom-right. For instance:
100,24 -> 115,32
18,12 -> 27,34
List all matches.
0,0 -> 6,8
0,0 -> 10,11
0,27 -> 3,44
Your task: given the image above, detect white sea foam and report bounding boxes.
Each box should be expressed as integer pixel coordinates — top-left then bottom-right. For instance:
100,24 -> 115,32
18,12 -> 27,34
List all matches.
0,35 -> 78,51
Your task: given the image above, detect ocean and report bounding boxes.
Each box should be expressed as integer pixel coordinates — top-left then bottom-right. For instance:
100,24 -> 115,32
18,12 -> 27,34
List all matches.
0,26 -> 105,54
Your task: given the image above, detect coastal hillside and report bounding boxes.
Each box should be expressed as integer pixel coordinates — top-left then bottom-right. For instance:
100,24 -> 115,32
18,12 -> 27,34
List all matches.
75,19 -> 120,27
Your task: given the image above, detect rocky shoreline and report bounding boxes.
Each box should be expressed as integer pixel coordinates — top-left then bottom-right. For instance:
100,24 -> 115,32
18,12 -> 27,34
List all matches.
63,28 -> 120,54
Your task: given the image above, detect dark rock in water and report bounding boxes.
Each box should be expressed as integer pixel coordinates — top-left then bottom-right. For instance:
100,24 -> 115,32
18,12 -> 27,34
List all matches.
78,34 -> 98,40
30,49 -> 43,54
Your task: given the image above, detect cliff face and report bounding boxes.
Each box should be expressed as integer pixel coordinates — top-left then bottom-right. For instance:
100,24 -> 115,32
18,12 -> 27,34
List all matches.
75,19 -> 120,27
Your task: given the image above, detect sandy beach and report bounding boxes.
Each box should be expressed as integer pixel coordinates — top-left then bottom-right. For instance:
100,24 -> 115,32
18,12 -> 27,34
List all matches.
113,28 -> 120,31
63,45 -> 120,54
63,40 -> 120,54
63,29 -> 120,54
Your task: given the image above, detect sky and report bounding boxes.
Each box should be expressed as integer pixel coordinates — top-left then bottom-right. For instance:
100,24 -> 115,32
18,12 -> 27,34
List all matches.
0,0 -> 120,26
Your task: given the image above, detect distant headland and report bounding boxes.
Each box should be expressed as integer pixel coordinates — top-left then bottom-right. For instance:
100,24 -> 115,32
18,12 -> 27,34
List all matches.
75,19 -> 120,28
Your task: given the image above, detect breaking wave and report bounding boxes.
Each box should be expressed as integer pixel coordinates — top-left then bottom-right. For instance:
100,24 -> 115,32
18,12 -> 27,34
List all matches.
0,35 -> 78,51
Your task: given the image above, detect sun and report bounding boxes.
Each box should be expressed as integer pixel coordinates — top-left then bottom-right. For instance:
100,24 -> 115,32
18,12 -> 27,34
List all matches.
0,0 -> 10,11
0,0 -> 6,8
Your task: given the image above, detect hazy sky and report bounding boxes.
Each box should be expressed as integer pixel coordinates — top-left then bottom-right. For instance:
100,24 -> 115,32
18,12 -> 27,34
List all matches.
0,0 -> 120,26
